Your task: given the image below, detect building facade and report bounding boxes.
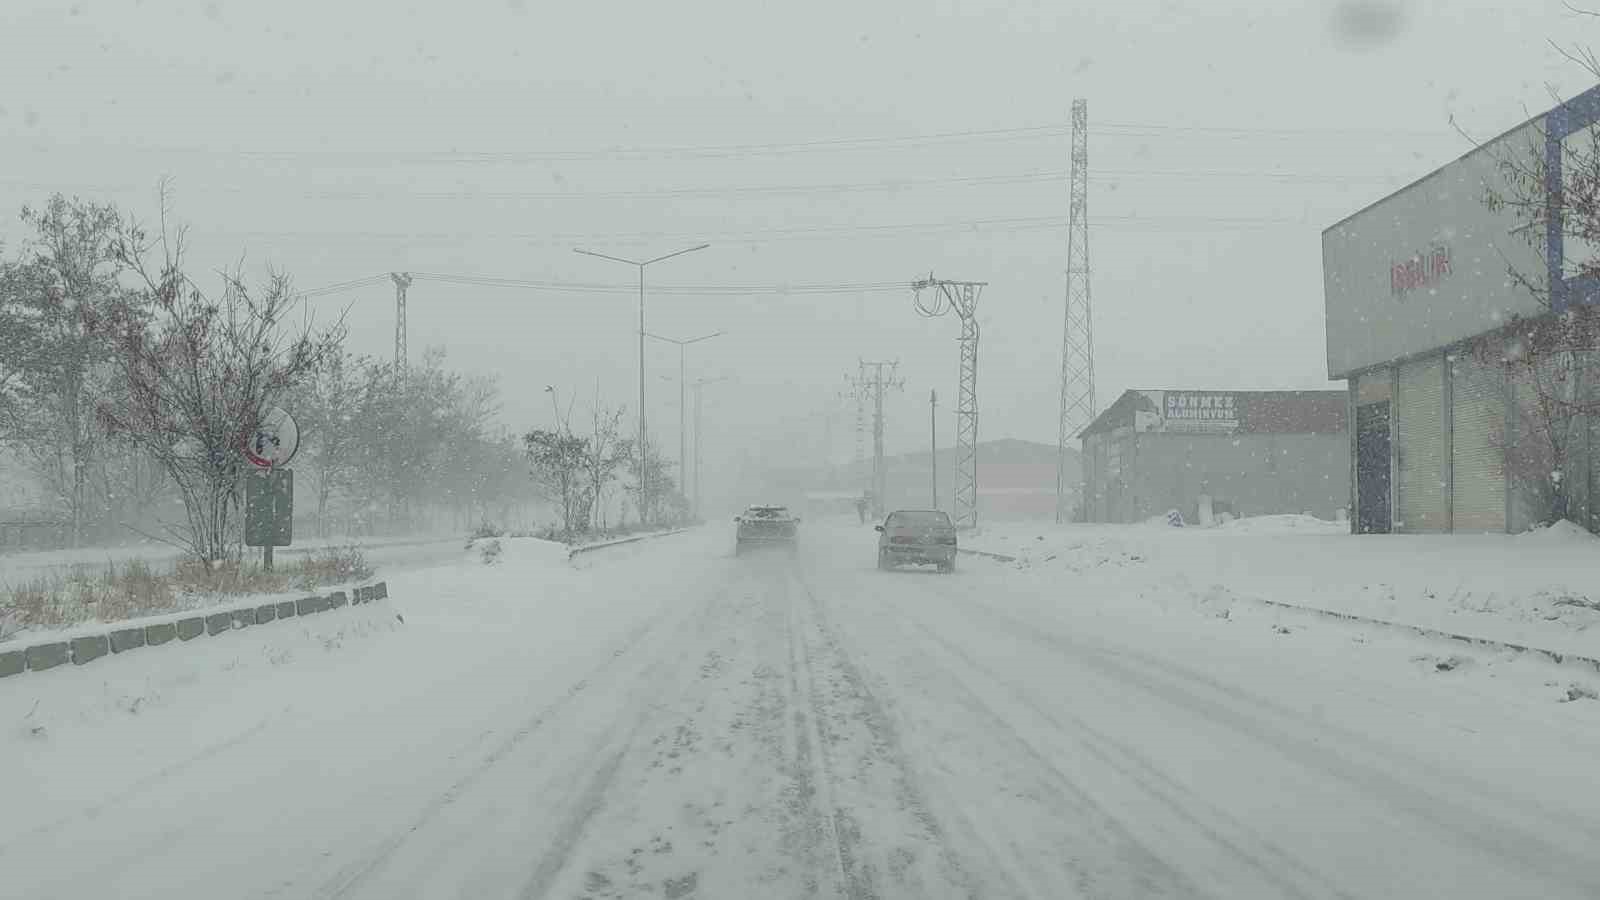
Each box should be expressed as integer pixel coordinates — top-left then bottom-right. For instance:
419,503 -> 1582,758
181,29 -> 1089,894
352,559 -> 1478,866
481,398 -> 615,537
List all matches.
1323,86 -> 1600,534
1080,390 -> 1349,524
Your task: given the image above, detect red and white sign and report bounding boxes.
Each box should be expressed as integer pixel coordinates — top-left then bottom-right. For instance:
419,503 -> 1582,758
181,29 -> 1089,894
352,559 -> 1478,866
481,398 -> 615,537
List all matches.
243,407 -> 300,469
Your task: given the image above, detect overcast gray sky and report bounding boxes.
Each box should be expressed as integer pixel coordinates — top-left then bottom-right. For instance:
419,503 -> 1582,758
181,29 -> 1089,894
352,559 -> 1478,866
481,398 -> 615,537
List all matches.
0,0 -> 1593,476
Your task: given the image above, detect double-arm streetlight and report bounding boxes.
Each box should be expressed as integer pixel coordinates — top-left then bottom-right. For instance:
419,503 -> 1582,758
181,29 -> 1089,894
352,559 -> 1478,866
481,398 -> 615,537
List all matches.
647,330 -> 725,503
573,243 -> 709,522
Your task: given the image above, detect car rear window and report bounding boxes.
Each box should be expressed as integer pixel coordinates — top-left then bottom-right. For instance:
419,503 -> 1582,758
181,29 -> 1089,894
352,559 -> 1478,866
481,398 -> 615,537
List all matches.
888,511 -> 951,527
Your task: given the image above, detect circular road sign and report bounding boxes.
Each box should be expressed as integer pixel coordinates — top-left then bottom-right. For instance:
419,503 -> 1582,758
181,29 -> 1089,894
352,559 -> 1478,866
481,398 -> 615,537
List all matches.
244,407 -> 300,469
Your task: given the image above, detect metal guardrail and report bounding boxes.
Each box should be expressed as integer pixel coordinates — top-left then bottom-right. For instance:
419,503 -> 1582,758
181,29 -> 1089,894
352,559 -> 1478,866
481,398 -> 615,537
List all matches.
567,527 -> 693,559
956,546 -> 1019,563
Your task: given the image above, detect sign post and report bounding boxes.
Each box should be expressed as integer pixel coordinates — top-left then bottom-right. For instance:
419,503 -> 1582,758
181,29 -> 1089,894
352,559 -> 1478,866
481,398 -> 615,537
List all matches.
242,407 -> 300,570
246,469 -> 294,568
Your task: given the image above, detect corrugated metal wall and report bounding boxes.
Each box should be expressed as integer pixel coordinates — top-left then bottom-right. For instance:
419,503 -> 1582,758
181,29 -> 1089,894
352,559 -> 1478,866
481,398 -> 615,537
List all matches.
1396,354 -> 1448,532
1129,432 -> 1350,523
1449,349 -> 1507,533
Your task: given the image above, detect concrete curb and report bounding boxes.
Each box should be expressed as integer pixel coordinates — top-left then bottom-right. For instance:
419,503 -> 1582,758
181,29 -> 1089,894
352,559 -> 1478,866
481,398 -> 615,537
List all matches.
568,528 -> 692,560
0,581 -> 390,682
1249,596 -> 1600,676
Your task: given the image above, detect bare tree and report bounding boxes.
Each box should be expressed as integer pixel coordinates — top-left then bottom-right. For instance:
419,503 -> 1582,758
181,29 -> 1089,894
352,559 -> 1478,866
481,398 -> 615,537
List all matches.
93,204 -> 344,562
625,435 -> 678,528
289,351 -> 364,537
1474,25 -> 1600,526
524,427 -> 589,539
0,195 -> 127,545
582,397 -> 632,533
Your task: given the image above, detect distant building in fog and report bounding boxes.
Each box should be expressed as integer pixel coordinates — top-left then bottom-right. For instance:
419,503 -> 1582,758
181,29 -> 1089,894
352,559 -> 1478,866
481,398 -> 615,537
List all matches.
774,439 -> 1077,522
1080,389 -> 1349,524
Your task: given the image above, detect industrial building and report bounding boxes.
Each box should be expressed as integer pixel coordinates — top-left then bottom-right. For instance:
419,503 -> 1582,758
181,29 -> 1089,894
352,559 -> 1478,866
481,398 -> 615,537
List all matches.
1079,389 -> 1349,524
1322,86 -> 1600,534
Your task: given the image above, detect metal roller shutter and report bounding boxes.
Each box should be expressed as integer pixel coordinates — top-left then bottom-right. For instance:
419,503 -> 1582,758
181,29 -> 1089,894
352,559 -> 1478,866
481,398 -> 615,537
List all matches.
1450,351 -> 1506,533
1397,355 -> 1447,532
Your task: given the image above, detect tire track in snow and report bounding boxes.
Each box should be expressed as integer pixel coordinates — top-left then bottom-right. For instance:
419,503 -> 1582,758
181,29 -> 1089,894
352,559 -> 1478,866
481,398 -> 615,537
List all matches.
307,603 -> 679,900
792,570 -> 978,900
910,614 -> 1298,898
844,595 -> 1201,900
1067,624 -> 1600,847
0,716 -> 278,857
954,591 -> 1600,896
520,569 -> 773,899
784,576 -> 856,899
518,742 -> 635,899
1018,620 -> 1600,895
909,609 -> 1345,900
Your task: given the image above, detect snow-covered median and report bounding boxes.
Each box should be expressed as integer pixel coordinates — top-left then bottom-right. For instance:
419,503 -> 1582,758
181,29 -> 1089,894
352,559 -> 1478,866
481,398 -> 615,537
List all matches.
963,516 -> 1600,660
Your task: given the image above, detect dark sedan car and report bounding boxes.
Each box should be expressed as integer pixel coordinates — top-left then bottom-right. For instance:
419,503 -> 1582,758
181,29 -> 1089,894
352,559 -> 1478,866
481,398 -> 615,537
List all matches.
876,509 -> 957,573
735,505 -> 800,555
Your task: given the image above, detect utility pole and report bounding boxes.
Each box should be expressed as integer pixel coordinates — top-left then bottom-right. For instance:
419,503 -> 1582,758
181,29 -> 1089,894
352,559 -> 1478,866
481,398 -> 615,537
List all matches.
389,272 -> 412,367
845,360 -> 903,518
1057,97 -> 1097,523
574,244 -> 710,525
912,276 -> 986,529
930,388 -> 938,509
646,330 -> 725,510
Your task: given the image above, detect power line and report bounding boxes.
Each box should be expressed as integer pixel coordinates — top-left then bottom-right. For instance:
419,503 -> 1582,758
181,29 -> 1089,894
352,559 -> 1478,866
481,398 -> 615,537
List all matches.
235,212 -> 1306,250
0,119 -> 1454,164
1097,120 -> 1455,139
299,273 -> 390,297
0,167 -> 1402,205
302,272 -> 922,300
408,272 -> 915,295
0,124 -> 1072,164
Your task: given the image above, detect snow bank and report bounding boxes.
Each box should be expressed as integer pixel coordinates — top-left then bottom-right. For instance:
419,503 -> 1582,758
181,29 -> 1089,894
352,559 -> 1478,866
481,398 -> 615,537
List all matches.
1517,519 -> 1598,544
963,519 -> 1600,659
1211,513 -> 1349,535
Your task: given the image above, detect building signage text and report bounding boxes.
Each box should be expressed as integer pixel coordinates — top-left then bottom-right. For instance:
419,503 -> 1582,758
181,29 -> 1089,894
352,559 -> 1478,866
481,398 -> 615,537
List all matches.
1390,244 -> 1452,299
1163,392 -> 1240,432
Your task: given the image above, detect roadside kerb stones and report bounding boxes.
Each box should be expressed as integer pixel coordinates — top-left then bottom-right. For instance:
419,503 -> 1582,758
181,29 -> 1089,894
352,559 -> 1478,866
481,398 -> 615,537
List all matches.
0,581 -> 390,680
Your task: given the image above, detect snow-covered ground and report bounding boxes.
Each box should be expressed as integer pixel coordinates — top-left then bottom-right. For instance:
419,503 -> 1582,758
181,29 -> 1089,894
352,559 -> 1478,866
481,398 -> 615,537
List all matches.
964,516 -> 1600,660
4,521 -> 1600,898
0,533 -> 470,640
0,531 -> 466,585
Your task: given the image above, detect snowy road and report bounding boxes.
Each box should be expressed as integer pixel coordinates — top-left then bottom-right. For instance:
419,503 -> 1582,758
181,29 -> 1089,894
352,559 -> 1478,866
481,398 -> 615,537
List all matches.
6,523 -> 1600,899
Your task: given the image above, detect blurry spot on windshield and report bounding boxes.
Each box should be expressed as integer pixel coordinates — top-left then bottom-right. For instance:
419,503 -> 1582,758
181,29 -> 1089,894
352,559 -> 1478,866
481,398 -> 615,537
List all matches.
1329,0 -> 1409,50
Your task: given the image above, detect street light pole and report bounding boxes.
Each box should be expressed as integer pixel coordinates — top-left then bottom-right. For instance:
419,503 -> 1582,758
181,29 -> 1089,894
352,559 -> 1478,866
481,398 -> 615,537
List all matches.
544,385 -> 561,430
645,329 -> 725,511
574,244 -> 709,525
930,388 -> 938,509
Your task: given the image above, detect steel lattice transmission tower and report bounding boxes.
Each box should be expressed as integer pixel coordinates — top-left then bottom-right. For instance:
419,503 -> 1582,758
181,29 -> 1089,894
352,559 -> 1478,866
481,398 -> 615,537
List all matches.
390,272 -> 412,367
1056,99 -> 1096,523
843,363 -> 867,496
845,361 -> 902,517
913,276 -> 986,530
